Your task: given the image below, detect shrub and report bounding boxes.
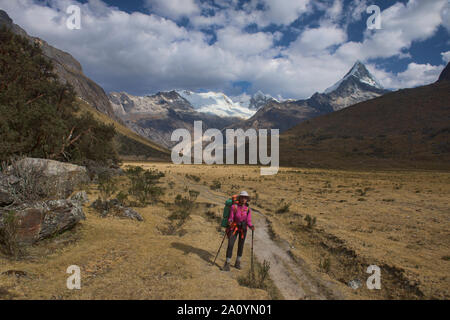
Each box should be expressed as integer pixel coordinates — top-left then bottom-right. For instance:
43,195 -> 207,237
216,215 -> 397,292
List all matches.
163,190 -> 199,236
304,215 -> 317,229
256,260 -> 271,287
157,221 -> 187,237
116,191 -> 128,206
319,257 -> 331,273
276,202 -> 291,214
169,190 -> 199,221
98,172 -> 117,201
356,187 -> 370,196
0,210 -> 22,258
126,166 -> 165,206
210,180 -> 221,190
253,192 -> 259,205
238,260 -> 271,289
2,157 -> 58,202
186,174 -> 201,182
204,210 -> 218,222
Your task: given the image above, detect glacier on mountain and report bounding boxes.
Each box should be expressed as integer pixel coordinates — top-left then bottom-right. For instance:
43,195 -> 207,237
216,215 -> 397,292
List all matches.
176,90 -> 259,119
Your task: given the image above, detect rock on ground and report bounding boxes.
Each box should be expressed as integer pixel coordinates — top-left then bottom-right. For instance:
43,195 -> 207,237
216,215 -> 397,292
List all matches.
0,173 -> 18,206
348,279 -> 362,290
6,158 -> 89,199
0,199 -> 85,244
70,191 -> 89,204
90,199 -> 143,222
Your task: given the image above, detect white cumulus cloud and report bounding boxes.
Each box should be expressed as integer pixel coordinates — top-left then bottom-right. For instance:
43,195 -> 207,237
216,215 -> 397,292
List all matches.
144,0 -> 200,20
372,63 -> 444,89
0,0 -> 447,100
441,51 -> 450,63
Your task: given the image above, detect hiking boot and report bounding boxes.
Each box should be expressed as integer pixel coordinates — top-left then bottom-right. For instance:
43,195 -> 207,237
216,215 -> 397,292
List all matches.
234,261 -> 241,270
223,262 -> 230,271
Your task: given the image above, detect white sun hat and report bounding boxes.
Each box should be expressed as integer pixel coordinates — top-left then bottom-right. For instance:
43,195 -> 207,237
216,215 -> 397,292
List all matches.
239,191 -> 249,198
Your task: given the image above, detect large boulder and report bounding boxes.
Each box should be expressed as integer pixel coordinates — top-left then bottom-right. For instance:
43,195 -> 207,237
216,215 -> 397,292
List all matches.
0,199 -> 85,244
0,190 -> 14,207
113,206 -> 144,222
38,200 -> 86,240
6,158 -> 90,199
0,172 -> 19,206
83,159 -> 124,182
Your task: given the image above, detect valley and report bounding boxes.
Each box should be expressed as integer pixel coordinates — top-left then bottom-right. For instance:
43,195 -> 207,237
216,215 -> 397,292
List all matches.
0,3 -> 449,303
2,163 -> 448,300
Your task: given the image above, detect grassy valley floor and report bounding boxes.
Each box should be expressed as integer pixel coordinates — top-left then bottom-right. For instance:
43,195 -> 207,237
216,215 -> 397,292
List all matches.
1,162 -> 449,299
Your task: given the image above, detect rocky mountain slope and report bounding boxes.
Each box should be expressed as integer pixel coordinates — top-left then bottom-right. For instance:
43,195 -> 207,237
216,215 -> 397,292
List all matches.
0,10 -> 118,122
77,98 -> 170,161
238,61 -> 389,132
279,62 -> 450,170
0,10 -> 169,161
110,91 -> 241,148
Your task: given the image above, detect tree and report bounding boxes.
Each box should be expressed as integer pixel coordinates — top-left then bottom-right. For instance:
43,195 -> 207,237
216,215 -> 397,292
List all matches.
0,26 -> 118,165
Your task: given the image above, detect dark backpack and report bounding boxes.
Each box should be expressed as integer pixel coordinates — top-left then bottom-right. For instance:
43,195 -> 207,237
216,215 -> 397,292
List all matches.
221,198 -> 233,228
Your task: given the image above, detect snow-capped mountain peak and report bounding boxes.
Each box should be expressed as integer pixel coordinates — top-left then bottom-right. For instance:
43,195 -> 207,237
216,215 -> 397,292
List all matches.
249,91 -> 278,109
324,61 -> 384,94
176,90 -> 256,119
231,91 -> 278,110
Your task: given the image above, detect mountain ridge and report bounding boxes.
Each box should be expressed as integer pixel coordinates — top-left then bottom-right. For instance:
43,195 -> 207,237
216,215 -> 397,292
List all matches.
279,63 -> 450,170
438,62 -> 450,82
234,61 -> 390,132
109,91 -> 242,148
111,61 -> 391,147
0,10 -> 119,122
0,9 -> 170,161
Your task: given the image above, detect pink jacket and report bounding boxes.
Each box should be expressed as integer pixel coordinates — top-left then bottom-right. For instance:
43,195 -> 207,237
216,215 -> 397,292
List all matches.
228,204 -> 253,228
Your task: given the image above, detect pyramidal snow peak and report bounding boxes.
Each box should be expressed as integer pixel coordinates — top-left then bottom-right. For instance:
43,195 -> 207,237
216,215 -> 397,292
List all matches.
324,61 -> 384,94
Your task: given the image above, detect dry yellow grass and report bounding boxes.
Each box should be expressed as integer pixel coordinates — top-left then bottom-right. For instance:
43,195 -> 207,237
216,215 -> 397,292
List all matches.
1,162 -> 448,300
0,171 -> 269,300
129,162 -> 450,299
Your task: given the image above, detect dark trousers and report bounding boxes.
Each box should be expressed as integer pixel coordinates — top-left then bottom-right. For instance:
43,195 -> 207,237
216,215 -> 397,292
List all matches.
226,228 -> 247,259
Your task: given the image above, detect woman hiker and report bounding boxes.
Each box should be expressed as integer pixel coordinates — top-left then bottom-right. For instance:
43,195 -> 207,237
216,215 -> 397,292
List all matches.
223,191 -> 255,271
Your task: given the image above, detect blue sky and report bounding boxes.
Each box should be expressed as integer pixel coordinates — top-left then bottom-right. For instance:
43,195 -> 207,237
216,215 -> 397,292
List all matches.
0,0 -> 449,100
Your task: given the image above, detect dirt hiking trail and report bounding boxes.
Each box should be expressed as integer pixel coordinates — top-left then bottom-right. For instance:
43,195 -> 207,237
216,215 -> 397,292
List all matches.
187,180 -> 344,300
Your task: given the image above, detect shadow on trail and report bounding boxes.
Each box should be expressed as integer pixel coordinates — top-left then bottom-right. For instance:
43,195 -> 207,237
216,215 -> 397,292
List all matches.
171,242 -> 214,264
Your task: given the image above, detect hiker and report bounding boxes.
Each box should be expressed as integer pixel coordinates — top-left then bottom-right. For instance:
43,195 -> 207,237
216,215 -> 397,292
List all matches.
223,191 -> 255,271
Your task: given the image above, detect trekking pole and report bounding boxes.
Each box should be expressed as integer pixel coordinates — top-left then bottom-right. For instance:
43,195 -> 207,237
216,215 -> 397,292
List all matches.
251,228 -> 255,279
212,230 -> 227,266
